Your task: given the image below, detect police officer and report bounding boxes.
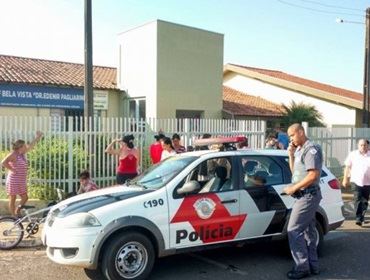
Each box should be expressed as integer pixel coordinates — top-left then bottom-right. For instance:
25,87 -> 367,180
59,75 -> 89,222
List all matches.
283,123 -> 323,279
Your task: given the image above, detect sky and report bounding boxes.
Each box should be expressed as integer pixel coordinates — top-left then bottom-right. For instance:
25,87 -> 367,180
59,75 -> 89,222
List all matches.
0,0 -> 368,93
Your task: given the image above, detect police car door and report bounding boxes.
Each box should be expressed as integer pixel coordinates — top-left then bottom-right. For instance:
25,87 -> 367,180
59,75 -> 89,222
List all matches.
169,156 -> 244,248
238,156 -> 288,238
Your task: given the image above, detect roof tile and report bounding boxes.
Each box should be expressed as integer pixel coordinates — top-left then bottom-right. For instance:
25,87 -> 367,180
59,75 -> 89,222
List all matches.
223,86 -> 284,117
229,64 -> 362,102
0,54 -> 117,90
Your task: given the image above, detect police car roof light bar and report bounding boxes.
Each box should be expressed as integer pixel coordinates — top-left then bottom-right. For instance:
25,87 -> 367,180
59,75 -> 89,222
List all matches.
193,136 -> 247,146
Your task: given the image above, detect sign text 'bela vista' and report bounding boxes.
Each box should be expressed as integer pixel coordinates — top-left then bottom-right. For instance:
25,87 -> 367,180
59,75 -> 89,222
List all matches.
0,84 -> 84,109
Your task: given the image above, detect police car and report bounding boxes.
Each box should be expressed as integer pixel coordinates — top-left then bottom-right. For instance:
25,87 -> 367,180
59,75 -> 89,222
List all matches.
42,137 -> 344,280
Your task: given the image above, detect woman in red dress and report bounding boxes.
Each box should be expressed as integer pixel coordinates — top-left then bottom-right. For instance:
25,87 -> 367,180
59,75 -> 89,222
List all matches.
1,131 -> 43,216
105,134 -> 140,184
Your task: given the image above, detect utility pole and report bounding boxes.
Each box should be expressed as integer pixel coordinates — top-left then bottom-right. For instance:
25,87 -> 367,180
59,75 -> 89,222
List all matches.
84,0 -> 94,124
363,7 -> 370,127
84,0 -> 95,172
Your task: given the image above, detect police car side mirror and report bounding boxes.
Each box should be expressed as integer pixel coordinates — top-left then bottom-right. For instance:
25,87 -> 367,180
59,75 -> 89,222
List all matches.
177,181 -> 200,194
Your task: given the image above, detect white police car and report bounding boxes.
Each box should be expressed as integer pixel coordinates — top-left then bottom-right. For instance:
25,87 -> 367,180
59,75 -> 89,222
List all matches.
42,137 -> 344,280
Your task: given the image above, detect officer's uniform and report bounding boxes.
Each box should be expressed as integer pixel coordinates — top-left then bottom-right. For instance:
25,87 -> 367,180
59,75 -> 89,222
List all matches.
288,140 -> 323,273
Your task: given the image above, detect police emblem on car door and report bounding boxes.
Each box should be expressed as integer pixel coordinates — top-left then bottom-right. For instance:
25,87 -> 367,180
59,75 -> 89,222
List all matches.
169,156 -> 246,248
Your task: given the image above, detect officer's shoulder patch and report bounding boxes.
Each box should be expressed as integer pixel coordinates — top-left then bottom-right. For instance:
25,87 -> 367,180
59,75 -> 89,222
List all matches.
310,149 -> 317,155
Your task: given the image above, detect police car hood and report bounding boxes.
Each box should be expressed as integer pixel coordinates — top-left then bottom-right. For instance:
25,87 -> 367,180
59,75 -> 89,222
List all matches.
52,185 -> 152,218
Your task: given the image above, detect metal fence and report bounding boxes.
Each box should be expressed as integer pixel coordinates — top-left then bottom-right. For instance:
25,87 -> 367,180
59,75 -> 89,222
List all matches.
307,126 -> 370,178
0,116 -> 266,193
2,116 -> 367,195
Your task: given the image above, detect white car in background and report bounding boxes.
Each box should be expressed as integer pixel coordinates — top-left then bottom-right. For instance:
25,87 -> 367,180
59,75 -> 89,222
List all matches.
42,137 -> 344,280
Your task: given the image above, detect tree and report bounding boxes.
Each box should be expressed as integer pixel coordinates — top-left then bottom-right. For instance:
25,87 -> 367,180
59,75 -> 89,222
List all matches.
281,101 -> 325,127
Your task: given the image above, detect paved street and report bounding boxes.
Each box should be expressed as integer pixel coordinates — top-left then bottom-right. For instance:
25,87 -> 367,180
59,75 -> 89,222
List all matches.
0,199 -> 369,280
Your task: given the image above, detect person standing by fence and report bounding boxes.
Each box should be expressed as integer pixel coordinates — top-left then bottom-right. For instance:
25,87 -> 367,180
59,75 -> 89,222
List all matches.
265,133 -> 284,149
1,131 -> 43,216
342,139 -> 370,226
276,126 -> 289,149
149,133 -> 165,164
161,137 -> 176,161
172,133 -> 186,153
105,135 -> 140,184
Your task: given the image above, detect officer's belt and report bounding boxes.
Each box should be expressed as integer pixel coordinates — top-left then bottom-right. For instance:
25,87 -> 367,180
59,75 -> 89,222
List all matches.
293,186 -> 320,198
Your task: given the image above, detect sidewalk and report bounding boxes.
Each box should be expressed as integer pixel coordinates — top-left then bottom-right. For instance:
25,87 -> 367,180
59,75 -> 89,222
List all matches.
0,199 -> 47,216
341,187 -> 354,202
342,192 -> 353,202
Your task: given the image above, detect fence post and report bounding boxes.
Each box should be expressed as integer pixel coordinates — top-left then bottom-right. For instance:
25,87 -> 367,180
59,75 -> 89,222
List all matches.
261,120 -> 266,149
347,127 -> 353,153
184,118 -> 190,147
68,117 -> 74,193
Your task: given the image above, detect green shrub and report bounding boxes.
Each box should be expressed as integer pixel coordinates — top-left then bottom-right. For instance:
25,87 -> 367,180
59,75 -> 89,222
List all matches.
1,137 -> 87,199
28,137 -> 87,180
28,184 -> 59,201
0,185 -> 58,201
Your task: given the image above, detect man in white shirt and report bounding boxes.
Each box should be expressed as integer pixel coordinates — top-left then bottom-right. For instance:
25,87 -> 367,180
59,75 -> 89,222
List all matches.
342,139 -> 370,226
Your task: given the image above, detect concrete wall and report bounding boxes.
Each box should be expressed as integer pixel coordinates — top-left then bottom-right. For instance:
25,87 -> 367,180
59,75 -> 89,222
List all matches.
355,109 -> 370,127
118,20 -> 224,119
0,107 -> 50,117
117,22 -> 158,118
105,90 -> 123,117
223,72 -> 356,127
157,20 -> 223,118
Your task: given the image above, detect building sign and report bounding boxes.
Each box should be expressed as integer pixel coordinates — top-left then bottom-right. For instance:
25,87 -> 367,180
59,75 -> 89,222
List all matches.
94,91 -> 108,110
0,84 -> 84,109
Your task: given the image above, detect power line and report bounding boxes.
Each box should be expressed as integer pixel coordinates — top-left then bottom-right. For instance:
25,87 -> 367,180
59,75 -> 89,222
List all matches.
298,0 -> 364,12
277,0 -> 364,17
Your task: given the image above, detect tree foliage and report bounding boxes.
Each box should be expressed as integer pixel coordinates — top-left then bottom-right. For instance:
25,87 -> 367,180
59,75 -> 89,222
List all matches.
281,101 -> 325,127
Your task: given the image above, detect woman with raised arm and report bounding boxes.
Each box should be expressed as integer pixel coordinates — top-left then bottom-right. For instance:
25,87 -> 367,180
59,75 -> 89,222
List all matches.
105,134 -> 140,184
1,131 -> 43,216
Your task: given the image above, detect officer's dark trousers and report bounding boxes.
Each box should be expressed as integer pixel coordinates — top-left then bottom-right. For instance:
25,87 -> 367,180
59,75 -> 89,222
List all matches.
352,183 -> 370,223
287,191 -> 322,272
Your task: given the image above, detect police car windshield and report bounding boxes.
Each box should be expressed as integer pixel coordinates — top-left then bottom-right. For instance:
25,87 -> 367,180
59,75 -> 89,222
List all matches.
131,156 -> 198,189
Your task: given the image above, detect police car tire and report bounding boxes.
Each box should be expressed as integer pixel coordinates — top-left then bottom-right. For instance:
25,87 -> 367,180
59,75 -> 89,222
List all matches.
102,232 -> 155,280
280,221 -> 324,256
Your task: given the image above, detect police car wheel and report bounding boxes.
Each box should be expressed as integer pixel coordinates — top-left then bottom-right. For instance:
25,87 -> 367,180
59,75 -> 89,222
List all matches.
315,221 -> 324,257
102,232 -> 155,280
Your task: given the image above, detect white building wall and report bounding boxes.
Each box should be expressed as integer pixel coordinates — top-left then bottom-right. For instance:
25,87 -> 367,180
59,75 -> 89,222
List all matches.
117,22 -> 158,118
118,20 -> 223,119
223,73 -> 356,127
